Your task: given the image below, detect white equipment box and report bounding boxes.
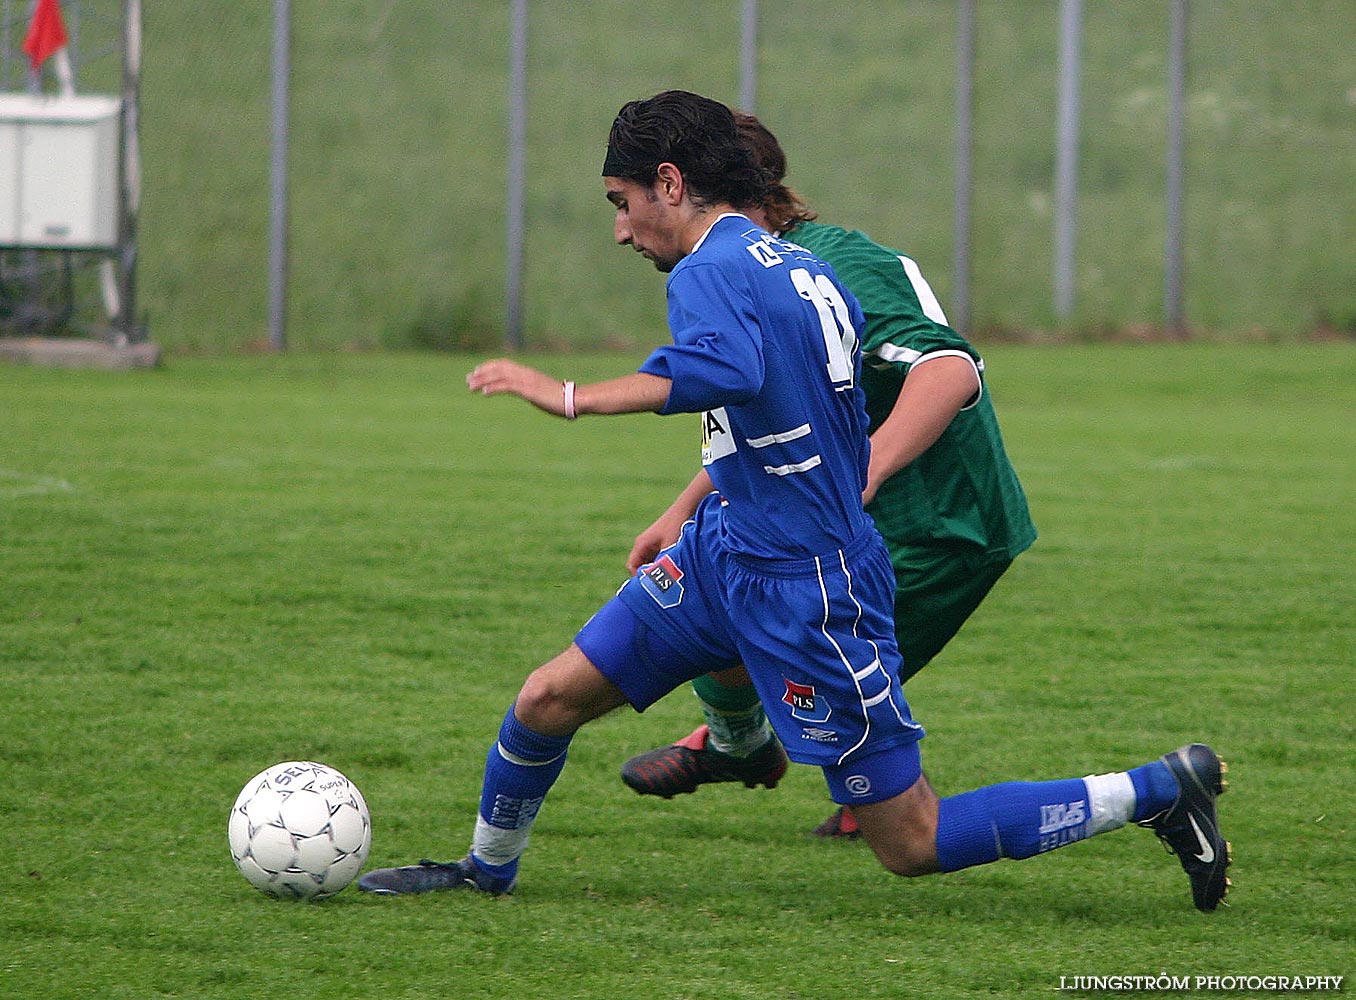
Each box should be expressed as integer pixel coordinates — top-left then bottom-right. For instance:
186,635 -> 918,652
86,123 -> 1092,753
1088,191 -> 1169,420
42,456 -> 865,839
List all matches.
0,93 -> 121,249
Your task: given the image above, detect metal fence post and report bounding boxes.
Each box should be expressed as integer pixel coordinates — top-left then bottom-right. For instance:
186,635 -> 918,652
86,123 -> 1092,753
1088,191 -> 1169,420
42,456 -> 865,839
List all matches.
505,0 -> 527,351
111,0 -> 143,343
1053,0 -> 1082,321
952,0 -> 975,333
268,0 -> 289,351
1165,0 -> 1188,336
740,0 -> 758,113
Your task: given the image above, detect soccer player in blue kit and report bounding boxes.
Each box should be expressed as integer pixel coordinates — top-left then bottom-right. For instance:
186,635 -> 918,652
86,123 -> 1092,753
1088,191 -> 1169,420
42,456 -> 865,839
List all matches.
358,91 -> 1231,911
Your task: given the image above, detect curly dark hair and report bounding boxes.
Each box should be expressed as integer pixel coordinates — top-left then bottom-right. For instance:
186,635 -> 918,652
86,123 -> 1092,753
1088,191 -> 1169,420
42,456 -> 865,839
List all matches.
733,111 -> 817,232
603,90 -> 770,209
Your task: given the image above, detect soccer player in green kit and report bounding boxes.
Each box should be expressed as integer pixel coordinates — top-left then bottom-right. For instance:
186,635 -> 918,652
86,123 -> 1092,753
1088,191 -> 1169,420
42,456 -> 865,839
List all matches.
621,111 -> 1037,838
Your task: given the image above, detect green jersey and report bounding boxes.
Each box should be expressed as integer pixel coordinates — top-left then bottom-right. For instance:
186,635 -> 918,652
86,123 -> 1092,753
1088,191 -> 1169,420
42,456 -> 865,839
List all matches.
784,222 -> 1036,566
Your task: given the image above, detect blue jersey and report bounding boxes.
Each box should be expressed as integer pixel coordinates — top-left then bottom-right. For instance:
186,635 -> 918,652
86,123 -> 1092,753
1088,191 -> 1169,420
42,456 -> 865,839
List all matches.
639,214 -> 874,561
583,215 -> 923,783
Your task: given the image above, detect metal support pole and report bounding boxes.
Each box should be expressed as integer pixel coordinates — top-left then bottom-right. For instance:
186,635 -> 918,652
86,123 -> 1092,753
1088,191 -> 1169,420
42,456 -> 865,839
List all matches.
1165,0 -> 1188,337
114,0 -> 143,343
505,0 -> 527,351
67,0 -> 79,89
2,0 -> 12,89
739,0 -> 758,113
267,0 -> 290,351
952,0 -> 975,333
1053,0 -> 1082,321
24,0 -> 37,95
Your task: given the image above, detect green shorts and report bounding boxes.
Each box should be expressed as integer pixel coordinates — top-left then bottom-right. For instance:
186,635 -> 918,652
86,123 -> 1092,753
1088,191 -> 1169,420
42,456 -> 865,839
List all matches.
889,543 -> 1013,681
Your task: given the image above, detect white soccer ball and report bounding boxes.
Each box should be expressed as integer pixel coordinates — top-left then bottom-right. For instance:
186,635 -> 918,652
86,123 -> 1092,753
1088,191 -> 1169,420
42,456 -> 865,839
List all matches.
228,760 -> 372,901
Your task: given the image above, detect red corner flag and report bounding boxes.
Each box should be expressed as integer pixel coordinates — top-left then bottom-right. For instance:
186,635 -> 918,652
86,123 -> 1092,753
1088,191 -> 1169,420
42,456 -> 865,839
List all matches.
23,0 -> 69,71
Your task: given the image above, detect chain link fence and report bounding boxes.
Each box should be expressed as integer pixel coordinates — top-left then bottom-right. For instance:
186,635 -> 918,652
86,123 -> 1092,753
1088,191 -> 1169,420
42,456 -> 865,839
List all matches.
17,1 -> 1352,352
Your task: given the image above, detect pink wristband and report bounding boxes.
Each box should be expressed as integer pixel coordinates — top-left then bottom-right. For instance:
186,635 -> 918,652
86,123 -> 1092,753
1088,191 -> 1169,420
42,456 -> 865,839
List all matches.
562,380 -> 577,420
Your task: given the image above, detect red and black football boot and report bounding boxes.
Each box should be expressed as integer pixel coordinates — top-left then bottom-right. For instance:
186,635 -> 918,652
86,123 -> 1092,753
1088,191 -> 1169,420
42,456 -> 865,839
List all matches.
621,725 -> 788,798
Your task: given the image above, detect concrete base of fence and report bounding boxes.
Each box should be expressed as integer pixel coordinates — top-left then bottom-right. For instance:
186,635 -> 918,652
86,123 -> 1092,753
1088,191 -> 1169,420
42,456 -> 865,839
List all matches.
0,337 -> 161,370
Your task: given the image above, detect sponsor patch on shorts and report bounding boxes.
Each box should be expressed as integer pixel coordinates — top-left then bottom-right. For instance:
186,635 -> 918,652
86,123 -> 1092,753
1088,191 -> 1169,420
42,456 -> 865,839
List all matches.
782,678 -> 832,724
638,554 -> 685,609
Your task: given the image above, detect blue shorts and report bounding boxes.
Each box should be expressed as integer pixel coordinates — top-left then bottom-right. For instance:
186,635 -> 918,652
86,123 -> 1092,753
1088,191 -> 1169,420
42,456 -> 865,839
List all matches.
820,739 -> 922,805
575,492 -> 925,788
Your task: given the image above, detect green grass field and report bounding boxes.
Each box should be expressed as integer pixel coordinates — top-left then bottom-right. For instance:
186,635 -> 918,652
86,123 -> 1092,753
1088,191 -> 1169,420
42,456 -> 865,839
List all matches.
1,345 -> 1352,998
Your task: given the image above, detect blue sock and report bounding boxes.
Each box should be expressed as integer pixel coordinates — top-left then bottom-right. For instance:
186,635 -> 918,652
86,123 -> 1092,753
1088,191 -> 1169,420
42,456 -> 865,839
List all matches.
468,852 -> 521,885
1127,760 -> 1178,822
470,706 -> 573,882
936,778 -> 1092,872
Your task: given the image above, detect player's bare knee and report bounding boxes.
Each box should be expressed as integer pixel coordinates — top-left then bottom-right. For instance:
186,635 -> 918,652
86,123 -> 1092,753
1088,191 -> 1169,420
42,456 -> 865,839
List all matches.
883,848 -> 941,879
513,667 -> 577,733
856,776 -> 942,878
514,646 -> 625,735
870,833 -> 940,878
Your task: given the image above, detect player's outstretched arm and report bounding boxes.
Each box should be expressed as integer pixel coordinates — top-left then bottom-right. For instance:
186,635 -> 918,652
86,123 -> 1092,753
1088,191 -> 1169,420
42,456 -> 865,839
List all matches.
467,359 -> 671,419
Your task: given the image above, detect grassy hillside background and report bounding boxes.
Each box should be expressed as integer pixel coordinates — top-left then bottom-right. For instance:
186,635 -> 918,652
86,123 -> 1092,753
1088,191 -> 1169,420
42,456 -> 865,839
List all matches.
16,2 -> 1356,351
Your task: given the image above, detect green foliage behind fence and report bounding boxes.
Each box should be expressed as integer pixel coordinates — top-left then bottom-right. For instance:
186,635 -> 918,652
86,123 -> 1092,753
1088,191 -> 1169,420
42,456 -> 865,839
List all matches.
132,2 -> 1356,351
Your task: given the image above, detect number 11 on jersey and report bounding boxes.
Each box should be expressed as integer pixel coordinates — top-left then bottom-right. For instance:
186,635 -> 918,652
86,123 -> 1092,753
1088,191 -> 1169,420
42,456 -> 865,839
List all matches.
790,267 -> 858,390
